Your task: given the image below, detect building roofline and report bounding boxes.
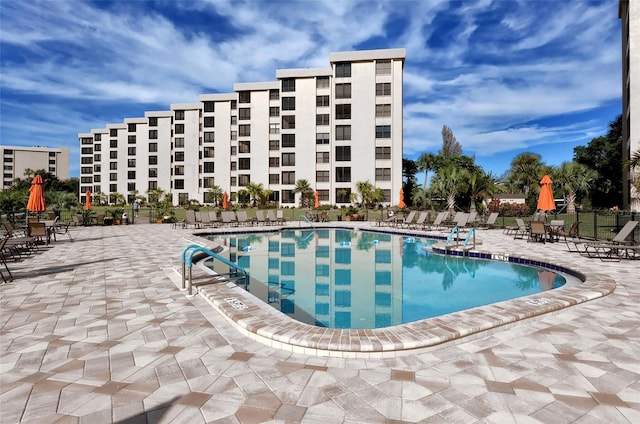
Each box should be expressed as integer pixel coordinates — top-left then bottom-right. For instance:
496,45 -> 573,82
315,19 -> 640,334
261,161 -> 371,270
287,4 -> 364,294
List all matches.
329,48 -> 406,63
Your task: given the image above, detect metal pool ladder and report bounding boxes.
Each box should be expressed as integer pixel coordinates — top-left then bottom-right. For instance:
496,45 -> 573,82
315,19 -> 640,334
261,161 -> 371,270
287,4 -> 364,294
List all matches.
181,244 -> 249,296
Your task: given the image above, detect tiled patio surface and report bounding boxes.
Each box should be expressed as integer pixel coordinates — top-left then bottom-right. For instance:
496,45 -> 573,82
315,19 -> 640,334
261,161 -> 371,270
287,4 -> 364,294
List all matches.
1,221 -> 639,423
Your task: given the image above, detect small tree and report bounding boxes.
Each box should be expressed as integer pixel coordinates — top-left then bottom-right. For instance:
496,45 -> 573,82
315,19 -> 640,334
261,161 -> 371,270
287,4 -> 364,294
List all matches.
293,179 -> 314,208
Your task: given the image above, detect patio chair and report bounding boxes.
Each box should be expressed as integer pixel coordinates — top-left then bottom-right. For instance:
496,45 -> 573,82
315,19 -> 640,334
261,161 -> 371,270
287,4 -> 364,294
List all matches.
208,211 -> 220,227
200,211 -> 213,227
320,211 -> 329,222
194,211 -> 204,227
527,220 -> 547,243
511,218 -> 529,239
581,221 -> 639,260
0,237 -> 14,284
184,210 -> 200,228
51,219 -> 73,242
400,210 -> 417,228
276,210 -> 287,224
558,221 -> 585,252
270,210 -> 285,225
28,222 -> 49,246
1,222 -> 37,257
411,211 -> 429,230
425,211 -> 447,231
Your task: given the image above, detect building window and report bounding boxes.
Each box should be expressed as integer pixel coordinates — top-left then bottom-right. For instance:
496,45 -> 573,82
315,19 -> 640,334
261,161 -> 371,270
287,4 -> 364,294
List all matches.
239,174 -> 250,186
335,104 -> 351,120
269,174 -> 279,184
128,135 -> 136,144
316,114 -> 330,125
239,91 -> 251,103
239,108 -> 251,120
174,110 -> 185,120
239,158 -> 251,170
94,175 -> 101,182
230,177 -> 237,186
281,190 -> 294,203
335,167 -> 351,182
239,124 -> 251,137
128,171 -> 136,179
147,143 -> 157,153
109,184 -> 118,193
148,117 -> 158,127
376,104 -> 391,117
94,144 -> 101,151
203,162 -> 215,173
317,76 -> 330,88
81,157 -> 93,164
316,152 -> 330,163
336,187 -> 351,203
110,151 -> 118,159
203,177 -> 215,188
94,164 -> 101,172
110,129 -> 118,137
81,167 -> 92,174
282,134 -> 295,148
316,171 -> 330,182
270,106 -> 280,117
110,173 -> 117,181
174,179 -> 184,189
204,117 -> 215,127
128,123 -> 136,132
336,125 -> 351,140
316,133 -> 330,144
269,89 -> 279,100
282,78 -> 295,92
204,132 -> 215,143
269,157 -> 280,167
203,101 -> 215,112
375,168 -> 391,181
174,152 -> 184,161
175,124 -> 185,134
203,147 -> 214,158
149,156 -> 158,165
110,140 -> 118,148
318,190 -> 329,201
316,95 -> 330,107
81,147 -> 93,154
376,125 -> 391,138
282,115 -> 295,129
231,130 -> 237,141
375,146 -> 391,159
81,176 -> 93,184
230,146 -> 237,156
269,140 -> 280,150
282,97 -> 295,111
174,165 -> 185,176
281,171 -> 295,184
230,100 -> 237,109
376,83 -> 391,96
269,123 -> 280,134
238,140 -> 250,153
335,83 -> 351,99
149,130 -> 158,139
173,137 -> 184,148
335,146 -> 351,161
281,153 -> 295,166
376,60 -> 391,75
128,147 -> 136,155
128,159 -> 136,167
231,116 -> 237,125
335,62 -> 351,78
230,161 -> 237,171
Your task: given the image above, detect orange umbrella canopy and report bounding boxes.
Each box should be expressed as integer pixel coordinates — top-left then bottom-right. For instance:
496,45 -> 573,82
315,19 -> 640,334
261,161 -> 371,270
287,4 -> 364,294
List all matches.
314,191 -> 320,208
537,175 -> 556,211
398,189 -> 406,209
223,192 -> 228,210
85,190 -> 92,210
27,175 -> 46,212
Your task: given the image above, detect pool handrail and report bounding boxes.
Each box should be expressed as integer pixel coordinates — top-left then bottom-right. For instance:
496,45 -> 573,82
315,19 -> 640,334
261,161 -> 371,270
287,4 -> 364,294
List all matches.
180,244 -> 249,296
446,226 -> 460,246
463,227 -> 476,250
299,214 -> 315,229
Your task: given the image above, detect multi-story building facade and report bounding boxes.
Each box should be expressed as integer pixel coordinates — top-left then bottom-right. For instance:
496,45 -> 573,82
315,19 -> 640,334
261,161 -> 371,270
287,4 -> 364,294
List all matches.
620,0 -> 639,211
1,145 -> 70,189
78,48 -> 405,207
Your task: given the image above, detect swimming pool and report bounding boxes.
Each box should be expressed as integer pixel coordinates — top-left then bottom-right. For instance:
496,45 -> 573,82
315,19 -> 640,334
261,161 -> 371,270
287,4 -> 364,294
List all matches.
205,228 -> 577,330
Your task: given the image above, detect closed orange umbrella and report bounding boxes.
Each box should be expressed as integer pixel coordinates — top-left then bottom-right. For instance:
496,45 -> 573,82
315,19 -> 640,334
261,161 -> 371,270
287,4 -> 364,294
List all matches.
223,192 -> 228,210
314,191 -> 320,208
398,189 -> 406,209
85,190 -> 92,210
537,175 -> 555,212
27,175 -> 46,213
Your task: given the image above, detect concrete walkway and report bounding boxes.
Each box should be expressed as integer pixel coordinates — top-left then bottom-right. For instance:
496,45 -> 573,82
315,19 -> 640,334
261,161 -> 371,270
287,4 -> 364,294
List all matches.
1,222 -> 638,423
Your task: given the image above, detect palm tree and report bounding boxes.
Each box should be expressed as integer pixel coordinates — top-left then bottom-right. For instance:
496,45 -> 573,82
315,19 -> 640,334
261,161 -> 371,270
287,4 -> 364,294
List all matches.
355,180 -> 383,219
245,182 -> 264,207
292,179 -> 314,208
431,164 -> 470,213
411,186 -> 430,209
509,152 -> 544,196
628,148 -> 640,169
468,170 -> 500,213
553,162 -> 596,213
206,184 -> 223,206
416,153 -> 437,190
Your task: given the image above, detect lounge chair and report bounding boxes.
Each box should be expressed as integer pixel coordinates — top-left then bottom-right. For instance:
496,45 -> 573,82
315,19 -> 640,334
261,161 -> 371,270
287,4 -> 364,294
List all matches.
411,211 -> 429,230
508,218 -> 529,239
426,211 -> 447,231
255,210 -> 269,225
28,222 -> 49,245
184,210 -> 200,228
236,210 -> 255,226
399,210 -> 417,228
208,211 -> 220,227
221,211 -> 239,226
559,221 -> 585,252
581,221 -> 639,260
1,222 -> 37,257
269,210 -> 284,225
200,211 -> 213,227
477,212 -> 499,229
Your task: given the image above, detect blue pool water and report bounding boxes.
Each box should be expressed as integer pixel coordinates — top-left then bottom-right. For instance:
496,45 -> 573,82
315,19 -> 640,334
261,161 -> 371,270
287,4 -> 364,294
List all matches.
206,229 -> 570,329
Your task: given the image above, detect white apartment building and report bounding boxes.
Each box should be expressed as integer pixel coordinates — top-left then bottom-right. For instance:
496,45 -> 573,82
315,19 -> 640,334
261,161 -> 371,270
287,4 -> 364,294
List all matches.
1,145 -> 70,190
620,0 -> 639,211
78,48 -> 406,206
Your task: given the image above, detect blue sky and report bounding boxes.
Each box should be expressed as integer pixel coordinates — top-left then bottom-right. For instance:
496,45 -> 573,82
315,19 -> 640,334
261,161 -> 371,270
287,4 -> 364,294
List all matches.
0,0 -> 621,180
